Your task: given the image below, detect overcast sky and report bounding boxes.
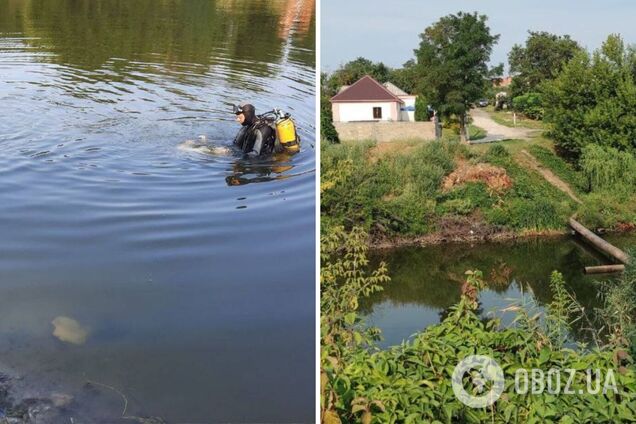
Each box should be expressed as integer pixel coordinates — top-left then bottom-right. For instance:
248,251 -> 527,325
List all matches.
321,0 -> 636,73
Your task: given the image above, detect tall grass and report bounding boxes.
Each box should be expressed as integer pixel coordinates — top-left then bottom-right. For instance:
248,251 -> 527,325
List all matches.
580,144 -> 636,192
321,140 -> 463,234
528,145 -> 588,193
597,256 -> 636,353
482,145 -> 574,230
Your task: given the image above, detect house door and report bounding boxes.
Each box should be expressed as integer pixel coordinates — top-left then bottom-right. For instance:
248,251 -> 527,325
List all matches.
373,107 -> 382,119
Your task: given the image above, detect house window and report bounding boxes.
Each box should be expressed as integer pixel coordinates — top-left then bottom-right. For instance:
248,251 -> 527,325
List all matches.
373,107 -> 382,119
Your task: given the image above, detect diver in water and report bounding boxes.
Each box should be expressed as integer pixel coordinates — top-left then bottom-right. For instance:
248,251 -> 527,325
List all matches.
227,103 -> 301,185
233,103 -> 277,157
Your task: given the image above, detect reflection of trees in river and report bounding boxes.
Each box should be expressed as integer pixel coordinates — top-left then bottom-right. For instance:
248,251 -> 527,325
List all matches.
361,238 -> 604,314
225,153 -> 294,186
0,0 -> 314,78
0,0 -> 23,32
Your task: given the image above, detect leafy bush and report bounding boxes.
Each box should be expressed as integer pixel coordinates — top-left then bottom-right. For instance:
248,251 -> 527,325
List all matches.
512,92 -> 544,119
321,94 -> 340,143
321,140 -> 461,235
321,229 -> 636,423
320,141 -> 375,232
320,226 -> 390,346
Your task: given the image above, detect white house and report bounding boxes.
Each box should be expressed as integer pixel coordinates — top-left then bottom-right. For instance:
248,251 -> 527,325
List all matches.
331,75 -> 415,123
383,81 -> 416,122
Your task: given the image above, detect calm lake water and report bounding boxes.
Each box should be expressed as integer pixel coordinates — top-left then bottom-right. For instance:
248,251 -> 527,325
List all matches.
0,0 -> 315,422
363,234 -> 636,348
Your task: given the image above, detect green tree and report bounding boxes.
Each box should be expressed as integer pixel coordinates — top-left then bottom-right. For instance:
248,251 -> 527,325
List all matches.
387,59 -> 418,94
509,31 -> 582,98
323,57 -> 390,96
321,94 -> 340,143
542,34 -> 636,160
414,95 -> 430,121
414,12 -> 501,142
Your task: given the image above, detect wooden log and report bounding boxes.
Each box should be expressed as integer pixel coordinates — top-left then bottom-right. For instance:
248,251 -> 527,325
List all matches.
584,265 -> 625,274
569,217 -> 630,264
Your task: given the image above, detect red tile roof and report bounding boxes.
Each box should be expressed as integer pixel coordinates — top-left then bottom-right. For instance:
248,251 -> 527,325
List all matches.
331,75 -> 403,103
493,76 -> 512,87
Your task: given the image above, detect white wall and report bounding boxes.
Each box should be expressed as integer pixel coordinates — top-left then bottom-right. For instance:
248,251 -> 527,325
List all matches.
334,122 -> 436,142
399,95 -> 416,122
336,102 -> 398,122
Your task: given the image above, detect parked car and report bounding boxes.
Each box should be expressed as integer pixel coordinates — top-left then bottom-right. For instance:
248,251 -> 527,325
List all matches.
477,98 -> 489,107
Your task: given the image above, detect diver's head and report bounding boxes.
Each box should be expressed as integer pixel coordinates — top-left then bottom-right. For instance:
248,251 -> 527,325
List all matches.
233,103 -> 256,126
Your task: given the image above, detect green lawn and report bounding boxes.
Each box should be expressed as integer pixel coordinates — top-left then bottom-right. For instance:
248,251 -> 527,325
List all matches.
468,136 -> 552,156
485,106 -> 545,129
468,124 -> 486,141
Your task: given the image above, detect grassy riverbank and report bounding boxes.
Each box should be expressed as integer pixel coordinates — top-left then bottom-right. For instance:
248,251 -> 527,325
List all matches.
321,135 -> 636,245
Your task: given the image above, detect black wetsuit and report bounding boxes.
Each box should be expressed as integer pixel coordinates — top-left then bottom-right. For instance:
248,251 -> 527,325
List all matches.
233,105 -> 276,157
233,122 -> 276,157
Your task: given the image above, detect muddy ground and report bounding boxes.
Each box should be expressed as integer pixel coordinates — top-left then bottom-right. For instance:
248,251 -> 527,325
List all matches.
0,371 -> 165,424
370,214 -> 569,249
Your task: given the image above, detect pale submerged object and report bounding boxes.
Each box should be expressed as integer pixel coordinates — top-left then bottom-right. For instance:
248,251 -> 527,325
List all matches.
178,135 -> 232,156
52,316 -> 89,345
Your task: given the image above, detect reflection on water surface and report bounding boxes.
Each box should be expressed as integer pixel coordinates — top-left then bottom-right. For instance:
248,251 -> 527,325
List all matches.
0,0 -> 315,422
363,235 -> 636,348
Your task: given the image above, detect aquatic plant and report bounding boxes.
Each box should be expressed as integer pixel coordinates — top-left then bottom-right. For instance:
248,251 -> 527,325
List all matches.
596,255 -> 636,353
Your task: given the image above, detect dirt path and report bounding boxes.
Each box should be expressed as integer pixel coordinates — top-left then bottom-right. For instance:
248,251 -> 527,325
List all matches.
517,149 -> 583,203
469,108 -> 538,143
468,108 -> 581,202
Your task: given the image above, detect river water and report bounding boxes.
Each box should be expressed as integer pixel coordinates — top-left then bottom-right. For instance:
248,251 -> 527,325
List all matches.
363,234 -> 636,348
0,0 -> 315,422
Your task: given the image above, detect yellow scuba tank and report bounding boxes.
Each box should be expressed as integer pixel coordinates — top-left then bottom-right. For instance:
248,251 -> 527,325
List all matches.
275,110 -> 300,154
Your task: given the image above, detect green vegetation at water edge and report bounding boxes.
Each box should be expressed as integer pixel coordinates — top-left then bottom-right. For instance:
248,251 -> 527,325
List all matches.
321,227 -> 636,424
321,140 -> 575,237
525,144 -> 636,230
321,140 -> 457,235
527,145 -> 588,193
478,145 -> 572,230
321,91 -> 340,143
